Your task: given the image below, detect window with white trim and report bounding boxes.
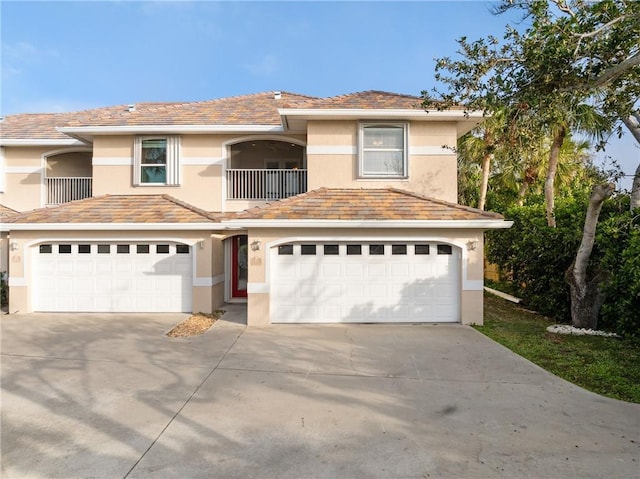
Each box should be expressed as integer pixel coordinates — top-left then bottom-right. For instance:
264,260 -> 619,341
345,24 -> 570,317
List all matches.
359,123 -> 407,177
133,136 -> 181,185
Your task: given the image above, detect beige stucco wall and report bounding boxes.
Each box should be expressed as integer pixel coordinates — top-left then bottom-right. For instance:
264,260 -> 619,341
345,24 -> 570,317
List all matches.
245,227 -> 485,326
0,232 -> 8,275
46,151 -> 92,177
6,229 -> 220,314
1,146 -> 48,211
90,134 -> 308,212
1,146 -> 94,211
306,121 -> 458,202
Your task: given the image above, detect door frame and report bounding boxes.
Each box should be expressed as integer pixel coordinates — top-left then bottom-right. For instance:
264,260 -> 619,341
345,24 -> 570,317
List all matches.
231,234 -> 248,298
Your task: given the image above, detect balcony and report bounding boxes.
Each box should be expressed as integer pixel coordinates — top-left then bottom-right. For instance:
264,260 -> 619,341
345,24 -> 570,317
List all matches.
46,177 -> 93,205
227,169 -> 307,200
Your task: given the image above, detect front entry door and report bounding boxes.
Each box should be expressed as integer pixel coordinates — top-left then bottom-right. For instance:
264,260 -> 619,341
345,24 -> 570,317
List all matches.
232,235 -> 248,298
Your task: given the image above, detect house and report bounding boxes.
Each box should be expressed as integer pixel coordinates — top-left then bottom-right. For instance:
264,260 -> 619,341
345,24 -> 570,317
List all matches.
0,91 -> 511,324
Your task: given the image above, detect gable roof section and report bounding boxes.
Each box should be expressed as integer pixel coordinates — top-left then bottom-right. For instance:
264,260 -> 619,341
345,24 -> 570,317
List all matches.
0,112 -> 79,141
1,90 -> 480,142
228,188 -> 509,229
295,90 -> 428,110
61,92 -> 317,128
7,195 -> 218,229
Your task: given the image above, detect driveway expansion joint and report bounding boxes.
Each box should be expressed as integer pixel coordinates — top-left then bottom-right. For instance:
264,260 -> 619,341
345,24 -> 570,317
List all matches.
122,326 -> 247,478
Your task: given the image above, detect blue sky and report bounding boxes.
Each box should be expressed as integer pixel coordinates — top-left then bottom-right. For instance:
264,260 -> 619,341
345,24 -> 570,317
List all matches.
1,0 -> 637,188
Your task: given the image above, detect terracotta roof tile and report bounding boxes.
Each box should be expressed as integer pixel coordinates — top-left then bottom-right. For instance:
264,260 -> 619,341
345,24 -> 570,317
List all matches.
0,112 -> 76,140
8,195 -> 218,224
232,188 -> 504,221
1,90 -> 459,140
0,204 -> 19,222
295,90 -> 424,110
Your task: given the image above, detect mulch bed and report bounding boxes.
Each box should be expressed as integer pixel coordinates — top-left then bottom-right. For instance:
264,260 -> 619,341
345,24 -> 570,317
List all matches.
166,310 -> 224,337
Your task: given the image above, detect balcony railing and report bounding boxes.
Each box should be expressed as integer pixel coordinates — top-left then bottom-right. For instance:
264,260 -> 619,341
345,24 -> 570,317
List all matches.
227,169 -> 307,200
46,177 -> 93,205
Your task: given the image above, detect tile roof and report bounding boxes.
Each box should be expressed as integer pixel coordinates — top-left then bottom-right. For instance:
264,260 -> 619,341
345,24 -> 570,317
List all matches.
7,195 -> 218,224
0,204 -> 19,222
0,112 -> 77,140
295,90 -> 426,110
232,188 -> 505,221
0,90 -> 454,140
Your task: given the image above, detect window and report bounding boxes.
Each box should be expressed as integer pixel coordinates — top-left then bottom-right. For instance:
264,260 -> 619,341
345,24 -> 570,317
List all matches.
347,244 -> 362,255
134,136 -> 181,186
78,244 -> 91,254
39,244 -> 52,254
176,244 -> 190,254
359,123 -> 407,177
301,244 -> 316,255
392,244 -> 407,255
437,244 -> 453,255
323,244 -> 339,255
156,244 -> 170,254
369,244 -> 385,255
278,244 -> 294,255
59,244 -> 72,254
415,244 -> 430,255
97,244 -> 110,254
117,244 -> 130,254
137,244 -> 150,254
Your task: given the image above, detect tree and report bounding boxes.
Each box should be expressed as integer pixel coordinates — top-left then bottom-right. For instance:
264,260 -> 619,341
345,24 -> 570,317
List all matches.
566,183 -> 615,329
623,112 -> 640,209
424,0 -> 640,224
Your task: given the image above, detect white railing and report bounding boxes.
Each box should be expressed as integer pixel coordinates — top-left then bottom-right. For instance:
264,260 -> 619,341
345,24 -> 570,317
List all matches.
46,177 -> 93,205
227,169 -> 307,200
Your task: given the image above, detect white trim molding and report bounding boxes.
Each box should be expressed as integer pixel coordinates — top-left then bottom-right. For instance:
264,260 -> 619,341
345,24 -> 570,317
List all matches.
8,223 -> 219,231
306,145 -> 356,155
195,274 -> 225,287
247,282 -> 269,294
462,279 -> 484,291
58,125 -> 284,135
411,146 -> 455,156
278,108 -> 484,120
224,219 -> 513,229
92,157 -> 133,166
182,157 -> 224,166
5,166 -> 44,174
8,277 -> 27,287
0,139 -> 86,147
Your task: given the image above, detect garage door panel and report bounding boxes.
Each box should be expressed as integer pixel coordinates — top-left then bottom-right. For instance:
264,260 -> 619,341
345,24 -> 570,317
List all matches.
271,241 -> 460,324
321,263 -> 341,277
33,242 -> 192,313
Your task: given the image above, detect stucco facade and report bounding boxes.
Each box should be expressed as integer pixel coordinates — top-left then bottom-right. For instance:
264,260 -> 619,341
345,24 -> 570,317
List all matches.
0,90 -> 511,323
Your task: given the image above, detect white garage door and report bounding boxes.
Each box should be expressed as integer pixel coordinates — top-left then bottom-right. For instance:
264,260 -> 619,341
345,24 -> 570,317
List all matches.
33,242 -> 192,312
271,242 -> 460,323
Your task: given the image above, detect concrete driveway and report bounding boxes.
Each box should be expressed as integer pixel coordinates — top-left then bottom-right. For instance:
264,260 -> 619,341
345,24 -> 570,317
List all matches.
1,307 -> 638,479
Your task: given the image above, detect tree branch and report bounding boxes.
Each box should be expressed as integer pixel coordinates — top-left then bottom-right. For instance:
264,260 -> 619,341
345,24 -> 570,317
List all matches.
561,50 -> 640,92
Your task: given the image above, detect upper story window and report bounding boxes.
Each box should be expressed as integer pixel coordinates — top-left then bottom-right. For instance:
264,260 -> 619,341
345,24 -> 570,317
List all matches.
133,136 -> 181,186
359,123 -> 408,178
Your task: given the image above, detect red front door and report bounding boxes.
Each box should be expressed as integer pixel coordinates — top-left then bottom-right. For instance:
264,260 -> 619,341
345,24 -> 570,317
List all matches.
232,235 -> 248,298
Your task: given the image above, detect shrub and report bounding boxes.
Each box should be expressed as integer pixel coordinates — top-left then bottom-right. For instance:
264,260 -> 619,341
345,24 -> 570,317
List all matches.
487,194 -> 638,337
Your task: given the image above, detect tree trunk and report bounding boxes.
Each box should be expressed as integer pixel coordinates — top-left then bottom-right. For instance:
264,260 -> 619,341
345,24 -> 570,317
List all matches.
622,113 -> 640,210
545,126 -> 566,227
478,152 -> 492,210
517,166 -> 538,206
632,162 -> 640,211
566,183 -> 615,329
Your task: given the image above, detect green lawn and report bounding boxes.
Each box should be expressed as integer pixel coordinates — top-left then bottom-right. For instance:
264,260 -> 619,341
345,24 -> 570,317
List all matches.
476,293 -> 640,404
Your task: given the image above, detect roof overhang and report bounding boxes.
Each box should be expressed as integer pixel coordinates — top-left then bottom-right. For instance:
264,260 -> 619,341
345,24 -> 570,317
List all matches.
278,108 -> 486,137
7,223 -> 219,231
221,219 -> 512,229
0,138 -> 87,147
57,125 -> 284,143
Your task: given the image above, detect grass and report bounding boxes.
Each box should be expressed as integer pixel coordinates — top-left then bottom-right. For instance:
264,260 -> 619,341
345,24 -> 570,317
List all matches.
476,293 -> 640,404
